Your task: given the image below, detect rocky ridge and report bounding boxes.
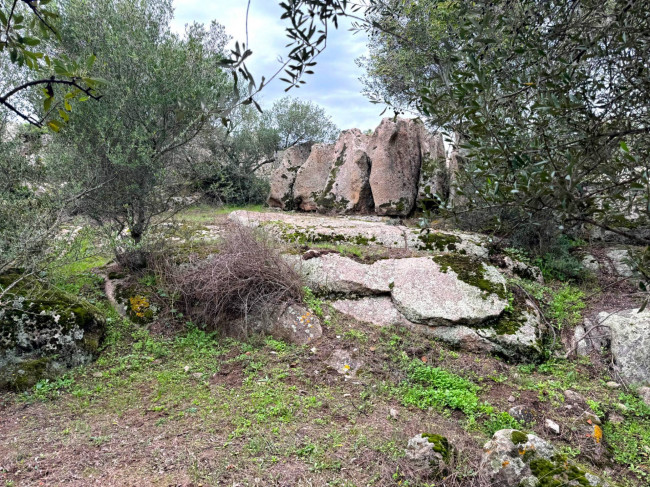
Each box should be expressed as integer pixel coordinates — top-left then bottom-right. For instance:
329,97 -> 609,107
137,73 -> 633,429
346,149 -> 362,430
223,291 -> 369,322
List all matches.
268,118 -> 449,216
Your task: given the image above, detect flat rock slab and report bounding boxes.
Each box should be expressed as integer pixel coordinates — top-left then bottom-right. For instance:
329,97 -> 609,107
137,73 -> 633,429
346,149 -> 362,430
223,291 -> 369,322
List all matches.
331,296 -> 542,359
229,210 -> 487,256
331,296 -> 412,327
391,257 -> 507,325
293,253 -> 394,295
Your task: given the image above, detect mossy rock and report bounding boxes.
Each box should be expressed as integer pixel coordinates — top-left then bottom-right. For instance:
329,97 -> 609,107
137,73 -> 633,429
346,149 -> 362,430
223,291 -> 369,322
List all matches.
433,254 -> 508,299
422,433 -> 452,462
0,272 -> 106,391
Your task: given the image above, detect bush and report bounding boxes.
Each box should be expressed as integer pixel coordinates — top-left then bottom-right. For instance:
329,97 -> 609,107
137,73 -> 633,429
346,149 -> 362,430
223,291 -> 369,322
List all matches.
535,236 -> 588,282
165,224 -> 303,335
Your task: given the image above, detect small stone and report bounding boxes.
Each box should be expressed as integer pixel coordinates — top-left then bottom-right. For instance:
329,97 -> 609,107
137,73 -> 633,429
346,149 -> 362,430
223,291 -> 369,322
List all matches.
184,365 -> 190,373
608,413 -> 624,425
564,390 -> 584,404
508,395 -> 516,403
606,381 -> 621,389
580,411 -> 602,426
508,405 -> 539,424
405,433 -> 451,472
389,408 -> 399,419
545,419 -> 561,435
92,372 -> 103,378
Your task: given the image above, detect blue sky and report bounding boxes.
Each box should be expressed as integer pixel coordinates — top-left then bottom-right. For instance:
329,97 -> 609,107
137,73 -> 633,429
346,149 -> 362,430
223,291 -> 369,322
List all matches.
171,0 -> 386,131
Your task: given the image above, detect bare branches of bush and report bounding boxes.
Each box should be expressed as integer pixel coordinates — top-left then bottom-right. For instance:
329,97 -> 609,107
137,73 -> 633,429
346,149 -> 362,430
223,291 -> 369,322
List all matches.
163,224 -> 303,335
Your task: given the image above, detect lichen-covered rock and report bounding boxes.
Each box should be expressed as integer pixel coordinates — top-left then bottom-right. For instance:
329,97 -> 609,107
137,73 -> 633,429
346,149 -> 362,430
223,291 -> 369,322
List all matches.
368,118 -> 424,216
289,253 -> 393,296
480,429 -> 606,487
331,296 -> 411,327
267,142 -> 313,210
599,309 -> 650,386
293,144 -> 336,211
391,256 -> 508,325
0,273 -> 106,391
572,319 -> 610,357
405,433 -> 452,472
316,129 -> 373,213
605,248 -> 636,277
331,295 -> 542,359
270,303 -> 322,345
326,348 -> 362,376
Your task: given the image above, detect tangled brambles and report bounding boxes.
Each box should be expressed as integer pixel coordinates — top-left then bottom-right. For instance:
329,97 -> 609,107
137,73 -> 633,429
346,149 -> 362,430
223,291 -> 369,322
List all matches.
167,224 -> 303,336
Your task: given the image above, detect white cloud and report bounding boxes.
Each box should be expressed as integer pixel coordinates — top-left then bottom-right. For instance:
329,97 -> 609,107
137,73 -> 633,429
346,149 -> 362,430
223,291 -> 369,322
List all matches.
171,0 -> 385,131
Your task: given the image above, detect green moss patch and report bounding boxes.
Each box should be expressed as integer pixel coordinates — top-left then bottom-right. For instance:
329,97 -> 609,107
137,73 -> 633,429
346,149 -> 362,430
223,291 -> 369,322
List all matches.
422,433 -> 452,462
528,455 -> 595,487
510,430 -> 528,445
433,254 -> 507,299
417,230 -> 462,252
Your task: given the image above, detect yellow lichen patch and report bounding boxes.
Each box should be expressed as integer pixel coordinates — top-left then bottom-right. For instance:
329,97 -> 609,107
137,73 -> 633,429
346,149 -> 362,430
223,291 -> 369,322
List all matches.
502,460 -> 510,467
593,425 -> 603,443
129,295 -> 150,318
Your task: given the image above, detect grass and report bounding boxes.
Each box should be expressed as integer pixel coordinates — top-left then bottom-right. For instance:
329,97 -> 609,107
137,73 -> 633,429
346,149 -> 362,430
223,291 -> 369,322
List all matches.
605,394 -> 650,480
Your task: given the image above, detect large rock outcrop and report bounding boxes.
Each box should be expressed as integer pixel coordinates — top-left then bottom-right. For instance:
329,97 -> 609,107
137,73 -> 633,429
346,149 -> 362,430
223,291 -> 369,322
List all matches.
293,143 -> 335,212
229,210 -> 489,257
318,129 -> 373,213
285,252 -> 542,359
268,118 -> 449,216
268,142 -> 313,210
229,210 -> 544,358
368,118 -> 425,215
0,273 -> 106,391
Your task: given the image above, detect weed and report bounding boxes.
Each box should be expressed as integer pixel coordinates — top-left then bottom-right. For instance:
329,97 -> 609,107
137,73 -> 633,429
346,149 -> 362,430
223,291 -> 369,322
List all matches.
535,235 -> 588,282
303,287 -> 325,318
400,359 -> 480,414
343,328 -> 367,343
548,284 -> 585,329
29,375 -> 75,401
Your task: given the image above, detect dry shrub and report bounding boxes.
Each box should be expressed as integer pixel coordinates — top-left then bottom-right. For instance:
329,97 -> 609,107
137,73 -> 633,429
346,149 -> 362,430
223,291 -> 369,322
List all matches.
166,223 -> 303,335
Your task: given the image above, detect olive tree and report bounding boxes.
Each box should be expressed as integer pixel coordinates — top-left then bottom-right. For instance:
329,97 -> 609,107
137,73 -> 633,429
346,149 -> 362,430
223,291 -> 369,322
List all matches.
354,0 -> 650,248
49,0 -> 231,247
0,0 -> 102,129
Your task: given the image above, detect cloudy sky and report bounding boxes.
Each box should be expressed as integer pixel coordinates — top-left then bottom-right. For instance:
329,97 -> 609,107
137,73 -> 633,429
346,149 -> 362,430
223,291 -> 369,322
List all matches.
171,0 -> 386,131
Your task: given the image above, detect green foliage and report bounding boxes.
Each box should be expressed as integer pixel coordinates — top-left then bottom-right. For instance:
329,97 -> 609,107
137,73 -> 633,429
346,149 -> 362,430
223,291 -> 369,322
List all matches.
401,359 -> 479,414
303,287 -> 325,318
361,0 -> 650,248
32,375 -> 75,401
604,393 -> 650,480
0,0 -> 102,128
199,96 -> 337,205
535,236 -> 588,282
548,285 -> 585,330
49,0 -> 231,246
